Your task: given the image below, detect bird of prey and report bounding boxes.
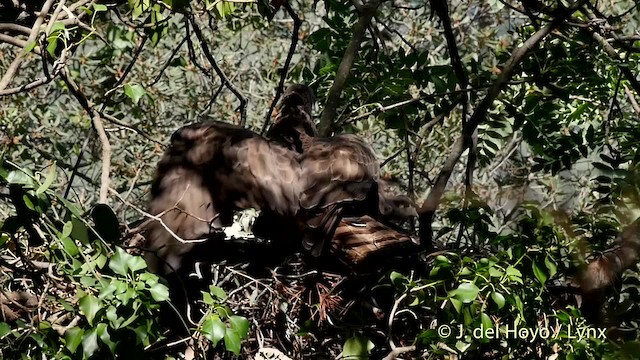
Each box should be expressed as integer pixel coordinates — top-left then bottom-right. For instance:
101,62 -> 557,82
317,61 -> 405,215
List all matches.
146,119 -> 385,273
264,84 -> 417,255
267,84 -> 317,153
146,85 -> 416,273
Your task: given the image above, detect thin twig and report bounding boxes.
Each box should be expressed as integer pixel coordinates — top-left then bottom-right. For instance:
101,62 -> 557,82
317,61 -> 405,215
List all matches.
624,84 -> 640,115
102,35 -> 149,104
148,35 -> 188,87
189,15 -> 247,125
260,2 -> 302,135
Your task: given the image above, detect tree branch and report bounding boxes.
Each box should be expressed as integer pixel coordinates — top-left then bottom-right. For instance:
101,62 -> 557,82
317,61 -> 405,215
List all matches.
417,2 -> 586,249
188,15 -> 247,125
0,0 -> 56,91
318,0 -> 384,135
260,2 -> 302,135
60,70 -> 112,203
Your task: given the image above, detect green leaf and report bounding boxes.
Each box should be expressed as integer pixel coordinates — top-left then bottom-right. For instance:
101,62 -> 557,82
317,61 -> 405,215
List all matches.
0,322 -> 10,338
532,261 -> 548,284
544,256 -> 557,278
49,21 -> 65,34
390,271 -> 407,290
128,255 -> 147,273
71,216 -> 90,244
62,221 -> 73,239
450,297 -> 462,313
22,194 -> 35,211
65,327 -> 84,353
124,84 -> 146,105
82,328 -> 99,358
228,315 -> 249,339
61,237 -> 79,257
79,294 -> 102,326
93,3 -> 108,11
490,291 -> 506,309
450,282 -> 480,303
480,312 -> 493,339
109,247 -> 129,275
209,285 -> 227,302
342,335 -> 374,359
24,41 -> 37,53
7,170 -> 32,185
149,282 -> 169,302
109,247 -> 145,275
487,267 -> 504,277
224,328 -> 242,355
91,204 -> 121,243
36,163 -> 56,195
46,36 -> 58,58
96,323 -> 116,353
202,315 -> 226,346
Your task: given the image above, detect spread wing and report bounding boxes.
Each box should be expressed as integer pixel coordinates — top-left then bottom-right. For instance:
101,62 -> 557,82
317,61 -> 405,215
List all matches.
299,134 -> 380,211
221,136 -> 301,216
297,134 -> 381,255
146,121 -> 301,273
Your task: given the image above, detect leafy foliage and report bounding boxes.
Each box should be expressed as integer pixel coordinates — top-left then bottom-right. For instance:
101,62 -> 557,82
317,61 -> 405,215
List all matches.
2,0 -> 640,358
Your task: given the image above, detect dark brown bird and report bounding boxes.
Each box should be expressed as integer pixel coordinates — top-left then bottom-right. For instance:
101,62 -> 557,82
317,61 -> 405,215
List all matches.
145,122 -> 302,273
146,119 -> 386,272
266,84 -> 417,227
267,84 -> 317,152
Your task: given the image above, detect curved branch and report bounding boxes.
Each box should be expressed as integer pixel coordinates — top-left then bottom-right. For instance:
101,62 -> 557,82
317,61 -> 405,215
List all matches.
318,0 -> 384,135
417,1 -> 587,249
0,0 -> 56,91
188,15 -> 247,125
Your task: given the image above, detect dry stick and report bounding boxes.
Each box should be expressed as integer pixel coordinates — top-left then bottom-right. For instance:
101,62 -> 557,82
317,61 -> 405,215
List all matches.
65,34 -> 147,199
189,15 -> 247,125
0,34 -> 31,49
417,7 -> 581,249
341,86 -> 476,126
109,187 -> 217,244
624,84 -> 640,115
318,0 -> 384,136
100,113 -> 164,146
60,70 -> 112,203
0,23 -> 32,34
260,2 -> 302,135
431,0 -> 475,248
383,292 -> 416,359
0,0 -> 56,91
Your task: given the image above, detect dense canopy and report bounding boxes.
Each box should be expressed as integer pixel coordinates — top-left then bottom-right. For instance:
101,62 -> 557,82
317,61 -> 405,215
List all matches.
2,0 -> 640,358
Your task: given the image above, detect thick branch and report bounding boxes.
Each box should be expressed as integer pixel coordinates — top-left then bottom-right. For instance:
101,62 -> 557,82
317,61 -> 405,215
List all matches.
0,0 -> 56,91
579,217 -> 640,321
417,6 -> 581,249
587,23 -> 640,95
60,70 -> 111,203
318,0 -> 384,135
